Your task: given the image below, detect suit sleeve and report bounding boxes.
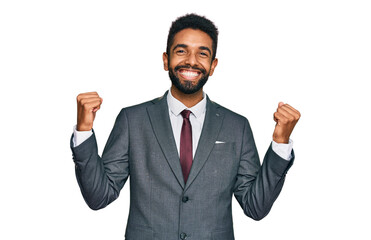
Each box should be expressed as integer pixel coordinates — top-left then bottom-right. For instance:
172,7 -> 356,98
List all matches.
70,109 -> 130,210
233,119 -> 294,220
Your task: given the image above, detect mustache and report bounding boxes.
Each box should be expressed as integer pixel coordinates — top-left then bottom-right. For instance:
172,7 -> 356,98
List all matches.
174,65 -> 206,75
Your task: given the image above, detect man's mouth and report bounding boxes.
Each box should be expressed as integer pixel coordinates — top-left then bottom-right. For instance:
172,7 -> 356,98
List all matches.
178,69 -> 201,80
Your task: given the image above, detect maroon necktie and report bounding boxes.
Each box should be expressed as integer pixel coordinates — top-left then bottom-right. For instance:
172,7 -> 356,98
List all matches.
180,110 -> 192,183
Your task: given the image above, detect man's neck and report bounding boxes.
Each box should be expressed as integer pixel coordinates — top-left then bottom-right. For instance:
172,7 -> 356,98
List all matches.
170,85 -> 204,108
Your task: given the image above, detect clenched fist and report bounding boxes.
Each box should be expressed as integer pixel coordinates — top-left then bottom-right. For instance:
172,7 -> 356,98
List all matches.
273,102 -> 301,144
76,92 -> 103,131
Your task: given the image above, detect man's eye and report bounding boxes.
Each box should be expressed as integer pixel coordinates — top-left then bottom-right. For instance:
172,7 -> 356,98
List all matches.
176,50 -> 185,54
200,52 -> 208,57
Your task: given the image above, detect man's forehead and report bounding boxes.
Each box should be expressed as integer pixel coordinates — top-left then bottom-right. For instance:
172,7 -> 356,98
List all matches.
172,28 -> 213,48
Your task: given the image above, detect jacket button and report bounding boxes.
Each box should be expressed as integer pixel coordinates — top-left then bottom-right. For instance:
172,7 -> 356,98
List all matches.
180,232 -> 187,239
182,196 -> 189,203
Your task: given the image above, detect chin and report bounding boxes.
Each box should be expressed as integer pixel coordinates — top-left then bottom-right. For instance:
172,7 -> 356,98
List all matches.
169,68 -> 209,95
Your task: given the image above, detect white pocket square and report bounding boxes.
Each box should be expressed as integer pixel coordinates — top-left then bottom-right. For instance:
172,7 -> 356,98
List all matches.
215,141 -> 225,144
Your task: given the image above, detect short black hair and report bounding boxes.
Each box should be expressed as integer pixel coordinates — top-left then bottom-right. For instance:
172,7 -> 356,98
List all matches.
166,13 -> 219,60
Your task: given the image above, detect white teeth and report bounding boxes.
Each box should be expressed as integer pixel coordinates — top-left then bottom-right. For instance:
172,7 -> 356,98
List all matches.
180,71 -> 199,77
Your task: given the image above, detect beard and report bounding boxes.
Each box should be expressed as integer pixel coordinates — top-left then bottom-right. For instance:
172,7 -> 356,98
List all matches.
168,64 -> 210,94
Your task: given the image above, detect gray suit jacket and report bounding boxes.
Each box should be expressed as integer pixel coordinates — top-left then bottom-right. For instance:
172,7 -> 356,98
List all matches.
71,92 -> 294,240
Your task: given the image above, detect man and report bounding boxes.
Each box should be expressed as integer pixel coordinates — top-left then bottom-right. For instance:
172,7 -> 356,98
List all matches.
71,14 -> 300,240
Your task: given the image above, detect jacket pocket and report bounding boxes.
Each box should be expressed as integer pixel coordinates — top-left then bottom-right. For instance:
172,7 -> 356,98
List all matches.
211,229 -> 234,240
125,225 -> 153,240
212,142 -> 235,153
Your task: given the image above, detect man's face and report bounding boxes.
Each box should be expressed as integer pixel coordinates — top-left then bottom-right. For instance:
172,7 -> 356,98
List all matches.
163,28 -> 218,94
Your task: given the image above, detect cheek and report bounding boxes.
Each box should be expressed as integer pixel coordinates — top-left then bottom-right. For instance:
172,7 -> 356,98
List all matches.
202,62 -> 213,73
168,57 -> 181,69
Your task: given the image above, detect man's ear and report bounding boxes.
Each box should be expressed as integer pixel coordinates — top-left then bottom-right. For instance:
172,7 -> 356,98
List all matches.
209,58 -> 218,76
162,52 -> 169,71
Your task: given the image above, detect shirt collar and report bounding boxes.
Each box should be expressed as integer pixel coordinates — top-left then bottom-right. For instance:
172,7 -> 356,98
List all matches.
167,89 -> 207,119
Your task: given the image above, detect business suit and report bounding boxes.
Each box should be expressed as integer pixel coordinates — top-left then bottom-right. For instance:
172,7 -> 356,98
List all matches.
71,91 -> 294,240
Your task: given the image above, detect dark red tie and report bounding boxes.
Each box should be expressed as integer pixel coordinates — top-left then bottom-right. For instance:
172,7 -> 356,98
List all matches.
180,110 -> 192,183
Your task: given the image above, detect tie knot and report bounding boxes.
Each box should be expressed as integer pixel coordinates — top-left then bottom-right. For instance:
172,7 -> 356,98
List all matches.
181,109 -> 191,119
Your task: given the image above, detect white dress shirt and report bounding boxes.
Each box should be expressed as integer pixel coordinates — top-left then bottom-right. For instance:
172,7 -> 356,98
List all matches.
73,91 -> 293,160
167,89 -> 206,157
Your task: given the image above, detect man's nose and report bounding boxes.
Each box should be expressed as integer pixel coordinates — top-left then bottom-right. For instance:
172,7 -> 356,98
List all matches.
184,53 -> 198,66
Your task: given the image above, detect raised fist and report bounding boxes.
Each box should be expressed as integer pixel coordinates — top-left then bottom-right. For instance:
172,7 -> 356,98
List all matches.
273,102 -> 301,144
76,92 -> 103,131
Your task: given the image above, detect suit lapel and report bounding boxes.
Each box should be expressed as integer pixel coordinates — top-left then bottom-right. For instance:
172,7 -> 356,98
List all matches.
185,97 -> 224,191
147,92 -> 185,189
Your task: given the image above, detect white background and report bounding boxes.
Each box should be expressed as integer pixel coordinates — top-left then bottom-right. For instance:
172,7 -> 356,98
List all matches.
1,0 -> 370,239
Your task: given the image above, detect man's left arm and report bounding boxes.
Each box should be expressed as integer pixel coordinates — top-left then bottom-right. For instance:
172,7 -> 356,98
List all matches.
233,102 -> 300,220
272,139 -> 293,161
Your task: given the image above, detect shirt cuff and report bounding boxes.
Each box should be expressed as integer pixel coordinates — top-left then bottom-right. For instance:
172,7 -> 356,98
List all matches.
72,125 -> 93,147
271,139 -> 293,161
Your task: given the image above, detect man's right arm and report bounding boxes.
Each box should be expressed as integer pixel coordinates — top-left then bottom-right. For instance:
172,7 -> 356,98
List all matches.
72,126 -> 92,147
71,92 -> 129,210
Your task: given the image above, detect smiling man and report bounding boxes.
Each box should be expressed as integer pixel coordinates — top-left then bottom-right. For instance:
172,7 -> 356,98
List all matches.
164,28 -> 218,108
71,14 -> 300,240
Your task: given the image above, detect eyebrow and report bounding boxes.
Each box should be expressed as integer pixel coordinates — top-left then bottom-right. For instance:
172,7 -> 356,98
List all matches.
172,44 -> 212,55
173,44 -> 188,51
199,46 -> 212,55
